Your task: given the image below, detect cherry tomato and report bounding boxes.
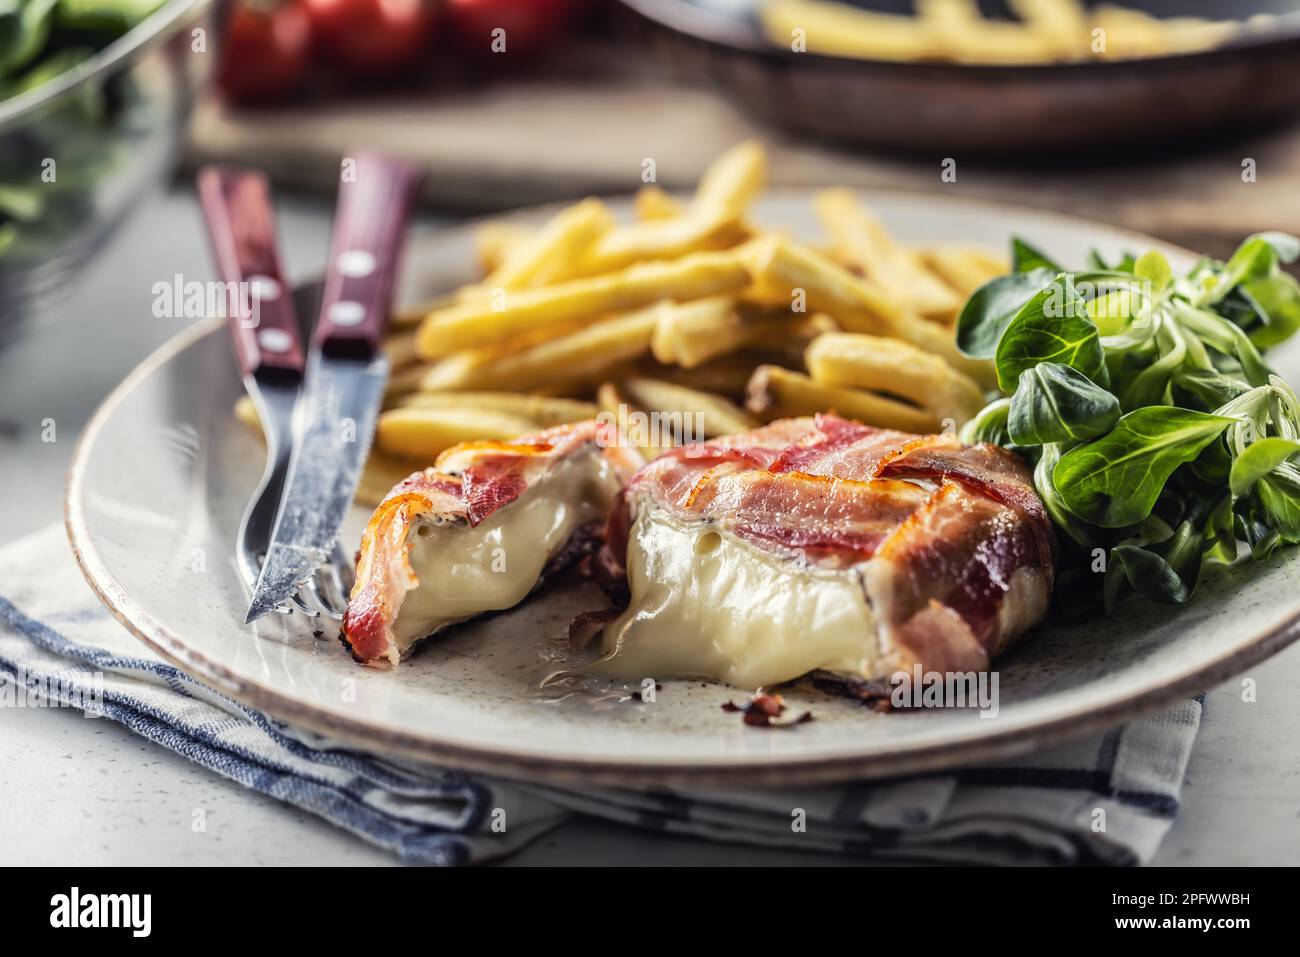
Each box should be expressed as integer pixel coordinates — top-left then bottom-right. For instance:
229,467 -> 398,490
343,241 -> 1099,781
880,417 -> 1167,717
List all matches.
218,0 -> 314,105
444,0 -> 582,58
303,0 -> 435,75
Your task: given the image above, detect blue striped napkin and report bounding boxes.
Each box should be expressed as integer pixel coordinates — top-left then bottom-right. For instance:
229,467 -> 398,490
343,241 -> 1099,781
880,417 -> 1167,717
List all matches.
0,525 -> 1199,865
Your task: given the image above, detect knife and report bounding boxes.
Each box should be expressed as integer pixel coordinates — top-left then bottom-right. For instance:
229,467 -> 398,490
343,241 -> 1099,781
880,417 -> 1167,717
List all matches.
196,166 -> 306,598
245,153 -> 423,624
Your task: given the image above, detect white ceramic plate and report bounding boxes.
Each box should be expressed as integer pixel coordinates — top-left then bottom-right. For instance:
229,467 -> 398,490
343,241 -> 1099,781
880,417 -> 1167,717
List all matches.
66,192 -> 1300,788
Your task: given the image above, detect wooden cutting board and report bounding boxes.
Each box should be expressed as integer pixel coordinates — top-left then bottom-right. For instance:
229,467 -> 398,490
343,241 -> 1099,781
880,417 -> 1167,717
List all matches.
185,48 -> 1300,262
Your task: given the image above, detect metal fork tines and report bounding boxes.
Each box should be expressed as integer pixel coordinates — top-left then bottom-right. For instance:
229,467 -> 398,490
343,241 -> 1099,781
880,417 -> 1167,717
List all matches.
236,380 -> 354,620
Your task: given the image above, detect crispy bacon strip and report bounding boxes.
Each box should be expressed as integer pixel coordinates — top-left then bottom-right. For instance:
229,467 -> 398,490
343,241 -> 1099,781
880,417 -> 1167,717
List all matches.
603,413 -> 1055,674
343,420 -> 637,666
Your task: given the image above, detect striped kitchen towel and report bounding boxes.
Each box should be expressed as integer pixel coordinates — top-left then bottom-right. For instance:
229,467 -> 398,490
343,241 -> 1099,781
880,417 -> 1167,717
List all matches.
0,524 -> 1199,866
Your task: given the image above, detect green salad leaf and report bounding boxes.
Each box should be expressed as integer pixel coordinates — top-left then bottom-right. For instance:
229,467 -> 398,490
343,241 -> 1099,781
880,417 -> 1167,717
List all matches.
1008,362 -> 1119,445
1256,465 -> 1300,542
955,266 -> 1057,359
1011,237 -> 1061,273
1240,272 -> 1300,348
958,396 -> 1011,446
1053,407 -> 1233,528
1108,520 -> 1203,607
995,276 -> 1108,391
1229,437 -> 1300,496
958,230 -> 1300,615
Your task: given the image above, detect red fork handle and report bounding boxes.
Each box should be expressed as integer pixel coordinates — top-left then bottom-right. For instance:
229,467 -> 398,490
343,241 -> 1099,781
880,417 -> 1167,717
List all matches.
314,152 -> 424,359
196,166 -> 305,378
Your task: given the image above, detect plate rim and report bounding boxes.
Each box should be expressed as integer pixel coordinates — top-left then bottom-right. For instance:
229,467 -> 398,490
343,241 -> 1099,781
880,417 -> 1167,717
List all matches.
64,192 -> 1300,788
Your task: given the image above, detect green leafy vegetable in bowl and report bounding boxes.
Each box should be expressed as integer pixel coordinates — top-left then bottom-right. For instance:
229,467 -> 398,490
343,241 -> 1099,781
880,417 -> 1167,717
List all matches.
1,0 -> 164,259
1,0 -> 162,96
957,231 -> 1300,616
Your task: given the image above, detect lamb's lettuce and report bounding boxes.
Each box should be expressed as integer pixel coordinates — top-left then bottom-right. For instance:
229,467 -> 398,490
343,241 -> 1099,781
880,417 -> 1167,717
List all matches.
958,232 -> 1300,613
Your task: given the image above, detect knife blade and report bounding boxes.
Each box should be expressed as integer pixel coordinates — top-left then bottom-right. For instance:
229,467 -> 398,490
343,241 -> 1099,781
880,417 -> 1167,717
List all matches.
245,153 -> 423,623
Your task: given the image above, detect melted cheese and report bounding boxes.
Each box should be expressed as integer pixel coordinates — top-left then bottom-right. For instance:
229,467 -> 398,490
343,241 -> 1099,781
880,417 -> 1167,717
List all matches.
394,455 -> 620,653
593,506 -> 883,689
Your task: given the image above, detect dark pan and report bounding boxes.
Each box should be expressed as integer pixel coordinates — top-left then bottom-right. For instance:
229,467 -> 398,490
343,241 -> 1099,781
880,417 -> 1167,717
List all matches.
619,0 -> 1300,155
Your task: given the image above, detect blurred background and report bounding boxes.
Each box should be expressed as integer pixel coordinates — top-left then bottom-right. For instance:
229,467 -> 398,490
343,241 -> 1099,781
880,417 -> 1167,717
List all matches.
3,0 -> 1300,326
3,0 -> 1300,532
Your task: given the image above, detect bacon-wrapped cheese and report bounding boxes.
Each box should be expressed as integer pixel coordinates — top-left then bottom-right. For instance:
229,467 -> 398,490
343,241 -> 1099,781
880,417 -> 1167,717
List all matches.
593,414 -> 1055,689
342,420 -> 636,666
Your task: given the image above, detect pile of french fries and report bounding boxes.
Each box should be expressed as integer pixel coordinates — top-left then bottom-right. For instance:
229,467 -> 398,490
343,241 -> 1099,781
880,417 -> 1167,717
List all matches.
762,0 -> 1257,65
236,141 -> 1008,505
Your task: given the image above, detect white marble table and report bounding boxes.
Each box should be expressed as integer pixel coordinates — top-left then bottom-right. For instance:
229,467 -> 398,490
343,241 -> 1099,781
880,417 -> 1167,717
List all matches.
1,191 -> 1296,866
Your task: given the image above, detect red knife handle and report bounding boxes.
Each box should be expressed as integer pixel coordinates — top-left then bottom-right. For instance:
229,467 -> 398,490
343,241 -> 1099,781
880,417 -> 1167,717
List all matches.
314,152 -> 424,359
197,166 -> 305,378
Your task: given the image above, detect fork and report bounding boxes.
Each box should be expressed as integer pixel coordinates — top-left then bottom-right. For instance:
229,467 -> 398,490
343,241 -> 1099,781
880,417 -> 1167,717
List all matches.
197,167 -> 353,620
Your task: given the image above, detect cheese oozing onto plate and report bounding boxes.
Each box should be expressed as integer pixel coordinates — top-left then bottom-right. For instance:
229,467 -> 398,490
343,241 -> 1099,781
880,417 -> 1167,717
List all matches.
394,458 -> 618,652
593,508 -> 881,688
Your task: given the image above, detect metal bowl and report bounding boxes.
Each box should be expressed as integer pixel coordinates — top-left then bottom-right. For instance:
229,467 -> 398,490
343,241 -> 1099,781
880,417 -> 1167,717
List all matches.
0,0 -> 213,329
620,0 -> 1300,156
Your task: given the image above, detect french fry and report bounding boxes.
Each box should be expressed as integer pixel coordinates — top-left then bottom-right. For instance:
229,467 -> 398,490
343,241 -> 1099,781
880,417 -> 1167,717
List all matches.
692,139 -> 767,221
814,188 -> 962,321
761,0 -> 1236,66
917,247 -> 1010,298
879,309 -> 997,390
397,391 -> 598,426
595,381 -> 625,417
740,236 -> 982,384
654,300 -> 832,370
470,197 -> 613,294
415,245 -> 754,357
575,217 -> 750,276
596,381 -> 664,459
743,234 -> 902,328
620,376 -> 757,438
1007,0 -> 1090,58
417,310 -> 596,369
760,0 -> 939,61
473,221 -> 533,274
414,351 -> 493,391
376,406 -> 538,460
741,236 -> 996,384
1091,6 -> 1238,59
634,186 -> 684,221
918,0 -> 1057,63
805,332 -> 987,425
745,365 -> 941,433
379,141 -> 1048,455
1158,18 -> 1242,54
419,305 -> 660,391
568,141 -> 763,275
651,296 -> 732,366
